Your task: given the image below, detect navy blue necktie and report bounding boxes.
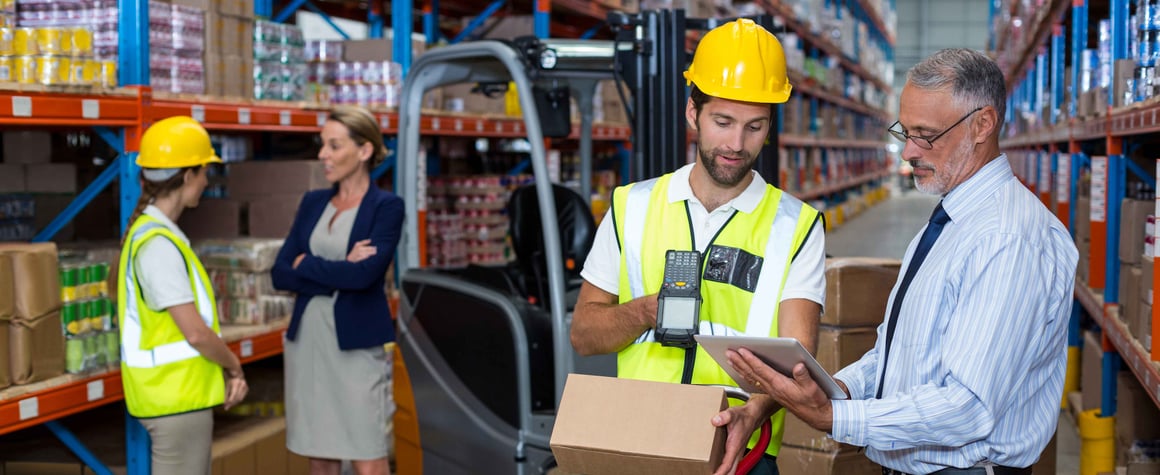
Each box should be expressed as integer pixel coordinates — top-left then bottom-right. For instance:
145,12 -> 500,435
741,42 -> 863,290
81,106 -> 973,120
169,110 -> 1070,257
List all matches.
876,202 -> 951,399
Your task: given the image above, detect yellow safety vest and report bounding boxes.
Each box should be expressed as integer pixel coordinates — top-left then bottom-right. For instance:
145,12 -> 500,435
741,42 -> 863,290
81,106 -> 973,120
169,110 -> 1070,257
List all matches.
612,172 -> 819,456
118,215 -> 225,418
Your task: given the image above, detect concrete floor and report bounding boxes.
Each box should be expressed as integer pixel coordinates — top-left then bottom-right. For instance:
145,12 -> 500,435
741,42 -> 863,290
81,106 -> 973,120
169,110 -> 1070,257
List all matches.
826,188 -> 1081,474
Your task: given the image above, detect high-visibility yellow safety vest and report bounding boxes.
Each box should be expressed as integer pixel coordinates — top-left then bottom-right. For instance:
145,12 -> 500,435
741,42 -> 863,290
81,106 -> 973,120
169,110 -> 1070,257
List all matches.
118,215 -> 225,418
612,172 -> 820,457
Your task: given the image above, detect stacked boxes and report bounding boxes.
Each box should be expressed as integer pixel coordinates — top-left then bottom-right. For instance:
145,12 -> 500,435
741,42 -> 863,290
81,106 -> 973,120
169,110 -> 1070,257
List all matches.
1,131 -> 81,242
0,242 -> 65,386
192,0 -> 254,98
1119,198 -> 1153,333
252,20 -> 307,101
780,257 -> 898,475
426,175 -> 521,268
194,238 -> 292,325
91,0 -> 207,93
305,39 -> 342,104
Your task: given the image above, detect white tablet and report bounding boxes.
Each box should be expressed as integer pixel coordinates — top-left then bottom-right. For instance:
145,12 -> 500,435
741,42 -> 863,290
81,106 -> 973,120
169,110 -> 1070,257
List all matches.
695,334 -> 847,399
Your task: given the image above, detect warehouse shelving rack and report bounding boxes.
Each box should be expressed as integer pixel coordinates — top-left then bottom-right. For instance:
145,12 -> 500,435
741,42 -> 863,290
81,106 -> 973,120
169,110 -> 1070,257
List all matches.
992,0 -> 1160,415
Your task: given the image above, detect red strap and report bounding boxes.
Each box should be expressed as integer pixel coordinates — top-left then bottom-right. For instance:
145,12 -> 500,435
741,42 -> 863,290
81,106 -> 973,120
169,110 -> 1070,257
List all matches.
736,419 -> 773,475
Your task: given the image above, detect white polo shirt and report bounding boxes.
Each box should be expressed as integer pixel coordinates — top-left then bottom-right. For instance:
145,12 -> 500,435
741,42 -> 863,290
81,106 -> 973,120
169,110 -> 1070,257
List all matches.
581,163 -> 826,307
134,205 -> 196,312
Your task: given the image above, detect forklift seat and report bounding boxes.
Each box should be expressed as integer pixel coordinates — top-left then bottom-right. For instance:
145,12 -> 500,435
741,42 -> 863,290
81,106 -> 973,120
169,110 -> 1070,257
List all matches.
506,184 -> 596,310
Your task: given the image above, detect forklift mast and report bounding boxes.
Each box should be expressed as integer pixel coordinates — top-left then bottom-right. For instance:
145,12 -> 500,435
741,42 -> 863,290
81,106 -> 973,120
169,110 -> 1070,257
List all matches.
609,10 -> 781,185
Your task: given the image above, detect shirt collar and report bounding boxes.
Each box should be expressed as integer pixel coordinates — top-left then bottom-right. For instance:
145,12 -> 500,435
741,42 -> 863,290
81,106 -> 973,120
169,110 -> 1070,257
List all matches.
667,162 -> 767,214
940,154 -> 1013,222
143,205 -> 191,244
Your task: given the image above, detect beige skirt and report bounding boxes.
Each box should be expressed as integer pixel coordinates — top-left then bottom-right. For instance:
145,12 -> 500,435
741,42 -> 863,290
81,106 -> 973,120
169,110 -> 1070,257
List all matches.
284,294 -> 391,460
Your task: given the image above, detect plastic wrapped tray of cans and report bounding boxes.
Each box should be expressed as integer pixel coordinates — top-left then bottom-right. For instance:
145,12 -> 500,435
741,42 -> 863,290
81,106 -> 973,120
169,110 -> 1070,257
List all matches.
58,256 -> 119,375
254,61 -> 308,101
217,295 -> 294,326
194,238 -> 285,273
209,269 -> 280,300
0,25 -> 114,86
15,0 -> 90,28
0,194 -> 34,220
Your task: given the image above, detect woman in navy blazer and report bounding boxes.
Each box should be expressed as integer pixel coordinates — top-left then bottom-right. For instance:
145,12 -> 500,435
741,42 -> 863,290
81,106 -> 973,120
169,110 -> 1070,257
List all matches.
271,106 -> 402,475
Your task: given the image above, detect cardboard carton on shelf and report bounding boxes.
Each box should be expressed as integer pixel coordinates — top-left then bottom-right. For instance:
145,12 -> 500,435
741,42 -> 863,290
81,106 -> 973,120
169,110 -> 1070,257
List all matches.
2,131 -> 53,164
24,164 -> 77,194
246,194 -> 302,239
777,445 -> 880,475
179,198 -> 243,240
1116,372 -> 1160,465
226,161 -> 327,201
1081,330 -> 1102,411
8,309 -> 65,385
815,326 -> 877,374
0,163 -> 25,192
0,252 -> 10,390
550,374 -> 727,474
0,242 -> 61,321
822,257 -> 901,327
1121,199 -> 1153,264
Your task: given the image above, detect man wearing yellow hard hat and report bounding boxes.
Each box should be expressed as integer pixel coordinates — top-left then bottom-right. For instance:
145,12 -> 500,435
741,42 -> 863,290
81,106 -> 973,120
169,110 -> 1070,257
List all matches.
572,19 -> 824,474
118,116 -> 249,474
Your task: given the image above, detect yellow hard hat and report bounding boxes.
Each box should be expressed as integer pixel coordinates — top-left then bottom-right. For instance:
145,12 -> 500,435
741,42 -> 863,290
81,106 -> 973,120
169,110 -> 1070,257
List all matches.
684,19 -> 793,104
136,116 -> 221,169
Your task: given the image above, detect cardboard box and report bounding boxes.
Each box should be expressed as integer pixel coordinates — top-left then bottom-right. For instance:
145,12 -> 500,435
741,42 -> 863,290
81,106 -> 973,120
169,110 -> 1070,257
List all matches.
0,252 -> 12,322
776,445 -> 880,475
222,54 -> 246,99
210,416 -> 288,475
178,198 -> 241,240
1136,301 -> 1153,343
440,82 -> 509,116
2,131 -> 52,164
246,194 -> 301,238
220,15 -> 241,54
227,161 -> 327,200
1078,239 -> 1091,283
204,52 -> 224,96
1082,330 -> 1102,411
815,326 -> 876,374
33,194 -> 76,242
8,310 -> 65,385
24,164 -> 76,193
781,411 -> 855,453
0,242 -> 61,321
342,31 -> 426,62
0,164 -> 25,192
1116,371 -> 1160,451
239,19 -> 253,60
1128,462 -> 1160,475
1142,257 -> 1154,306
821,258 -> 901,326
1077,196 -> 1092,242
1121,264 -> 1142,324
457,15 -> 533,41
171,0 -> 210,9
1122,199 -> 1153,264
550,374 -> 727,475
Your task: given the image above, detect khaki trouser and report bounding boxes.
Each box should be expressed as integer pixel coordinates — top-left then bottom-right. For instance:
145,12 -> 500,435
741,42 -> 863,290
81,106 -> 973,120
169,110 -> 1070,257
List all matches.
139,409 -> 213,475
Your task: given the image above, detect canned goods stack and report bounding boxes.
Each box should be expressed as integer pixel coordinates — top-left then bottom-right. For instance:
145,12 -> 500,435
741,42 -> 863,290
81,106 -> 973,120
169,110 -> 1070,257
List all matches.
0,0 -> 13,28
193,238 -> 293,326
330,60 -> 403,109
58,259 -> 118,374
0,194 -> 34,241
1138,1 -> 1160,102
426,175 -> 519,268
253,20 -> 307,101
148,3 -> 205,94
305,39 -> 341,104
2,0 -> 103,87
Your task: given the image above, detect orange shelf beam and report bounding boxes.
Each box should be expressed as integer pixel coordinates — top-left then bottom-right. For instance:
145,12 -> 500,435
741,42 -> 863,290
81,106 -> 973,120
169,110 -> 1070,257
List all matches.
0,90 -> 139,127
0,322 -> 288,437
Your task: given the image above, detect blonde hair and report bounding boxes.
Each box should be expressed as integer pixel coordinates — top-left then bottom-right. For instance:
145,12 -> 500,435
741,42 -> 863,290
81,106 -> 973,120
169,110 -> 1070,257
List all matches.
328,106 -> 387,170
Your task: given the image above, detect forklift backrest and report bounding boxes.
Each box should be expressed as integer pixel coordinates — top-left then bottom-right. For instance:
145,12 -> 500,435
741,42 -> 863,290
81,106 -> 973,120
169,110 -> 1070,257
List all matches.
507,184 -> 595,306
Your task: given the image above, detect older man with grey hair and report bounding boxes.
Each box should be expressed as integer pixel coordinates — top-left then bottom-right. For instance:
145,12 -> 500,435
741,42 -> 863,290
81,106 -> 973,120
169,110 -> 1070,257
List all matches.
726,48 -> 1078,475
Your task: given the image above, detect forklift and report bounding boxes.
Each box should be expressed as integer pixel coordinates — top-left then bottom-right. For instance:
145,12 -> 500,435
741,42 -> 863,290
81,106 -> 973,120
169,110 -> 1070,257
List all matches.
391,9 -> 781,474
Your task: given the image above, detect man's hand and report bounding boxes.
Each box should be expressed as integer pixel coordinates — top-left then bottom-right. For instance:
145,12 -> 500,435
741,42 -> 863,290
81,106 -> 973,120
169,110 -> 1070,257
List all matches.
710,394 -> 777,475
729,348 -> 834,432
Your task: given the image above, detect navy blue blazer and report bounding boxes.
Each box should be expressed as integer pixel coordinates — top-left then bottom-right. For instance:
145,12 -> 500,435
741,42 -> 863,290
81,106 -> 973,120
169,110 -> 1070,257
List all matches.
271,185 -> 404,350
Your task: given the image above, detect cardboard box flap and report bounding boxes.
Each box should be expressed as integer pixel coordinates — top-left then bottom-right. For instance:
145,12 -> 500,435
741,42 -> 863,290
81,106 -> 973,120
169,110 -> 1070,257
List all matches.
551,374 -> 727,472
0,242 -> 61,320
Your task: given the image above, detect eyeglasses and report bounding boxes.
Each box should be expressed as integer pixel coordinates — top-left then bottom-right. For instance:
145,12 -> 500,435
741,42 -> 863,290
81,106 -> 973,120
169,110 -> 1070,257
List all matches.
888,107 -> 983,150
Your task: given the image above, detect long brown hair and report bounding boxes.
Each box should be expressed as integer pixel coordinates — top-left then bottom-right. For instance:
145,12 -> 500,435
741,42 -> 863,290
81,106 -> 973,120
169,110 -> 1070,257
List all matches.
121,166 -> 199,244
328,106 -> 387,171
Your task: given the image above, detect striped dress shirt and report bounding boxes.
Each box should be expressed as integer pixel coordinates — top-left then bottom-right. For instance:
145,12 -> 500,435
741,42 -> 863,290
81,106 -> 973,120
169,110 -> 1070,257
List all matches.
830,156 -> 1079,474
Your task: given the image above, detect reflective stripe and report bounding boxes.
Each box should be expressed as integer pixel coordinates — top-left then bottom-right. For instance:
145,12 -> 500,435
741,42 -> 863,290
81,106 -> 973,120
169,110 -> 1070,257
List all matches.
121,223 -> 216,369
623,178 -> 658,299
633,320 -> 747,344
745,193 -> 803,337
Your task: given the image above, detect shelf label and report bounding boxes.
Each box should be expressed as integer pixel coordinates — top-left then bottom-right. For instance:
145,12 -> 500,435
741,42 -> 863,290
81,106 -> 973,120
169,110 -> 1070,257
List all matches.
279,110 -> 291,126
11,96 -> 31,117
495,122 -> 503,133
454,119 -> 462,132
191,105 -> 205,123
18,397 -> 38,420
1091,156 -> 1108,223
475,120 -> 483,132
82,100 -> 99,119
240,339 -> 253,358
432,118 -> 440,130
87,380 -> 104,401
317,112 -> 327,127
238,108 -> 251,125
379,114 -> 390,130
515,123 -> 522,133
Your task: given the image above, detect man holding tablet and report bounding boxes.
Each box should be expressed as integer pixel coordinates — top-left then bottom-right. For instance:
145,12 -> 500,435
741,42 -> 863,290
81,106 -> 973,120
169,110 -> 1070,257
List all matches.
727,49 -> 1078,475
571,19 -> 826,475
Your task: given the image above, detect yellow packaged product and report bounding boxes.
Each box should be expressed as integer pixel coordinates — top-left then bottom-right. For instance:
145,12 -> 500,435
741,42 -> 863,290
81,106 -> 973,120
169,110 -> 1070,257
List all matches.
0,56 -> 11,82
0,28 -> 12,56
13,55 -> 35,84
99,60 -> 116,88
68,27 -> 91,56
0,0 -> 13,11
12,27 -> 35,55
0,14 -> 12,29
35,55 -> 70,85
36,27 -> 66,55
72,57 -> 97,85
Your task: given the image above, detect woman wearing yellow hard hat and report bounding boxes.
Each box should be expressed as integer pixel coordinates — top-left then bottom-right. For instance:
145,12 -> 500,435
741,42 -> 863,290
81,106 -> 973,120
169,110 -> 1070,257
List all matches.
117,116 -> 248,475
